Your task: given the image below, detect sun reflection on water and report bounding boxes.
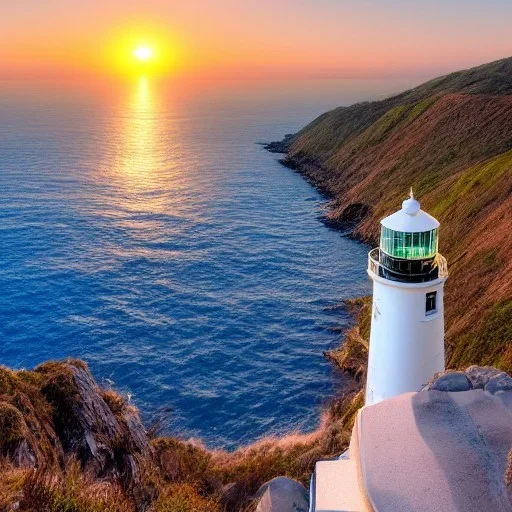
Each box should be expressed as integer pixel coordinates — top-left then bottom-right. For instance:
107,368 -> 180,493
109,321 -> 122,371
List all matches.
118,76 -> 160,189
103,75 -> 180,230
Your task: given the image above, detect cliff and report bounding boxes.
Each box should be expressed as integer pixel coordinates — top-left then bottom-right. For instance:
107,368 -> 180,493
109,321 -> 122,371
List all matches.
3,360 -> 511,512
0,359 -> 361,511
273,56 -> 512,373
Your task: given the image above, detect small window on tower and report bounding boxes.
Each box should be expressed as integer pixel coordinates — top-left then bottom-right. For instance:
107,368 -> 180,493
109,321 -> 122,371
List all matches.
426,291 -> 437,315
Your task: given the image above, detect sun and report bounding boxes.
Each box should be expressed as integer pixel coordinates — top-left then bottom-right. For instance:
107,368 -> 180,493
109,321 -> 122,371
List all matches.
106,25 -> 181,76
133,46 -> 153,62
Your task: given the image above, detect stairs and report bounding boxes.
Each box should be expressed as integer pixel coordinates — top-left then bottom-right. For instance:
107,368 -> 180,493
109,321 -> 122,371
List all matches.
313,458 -> 366,512
312,415 -> 373,512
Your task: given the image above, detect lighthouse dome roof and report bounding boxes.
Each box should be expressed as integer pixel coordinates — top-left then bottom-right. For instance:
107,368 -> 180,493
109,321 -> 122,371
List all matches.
381,191 -> 440,232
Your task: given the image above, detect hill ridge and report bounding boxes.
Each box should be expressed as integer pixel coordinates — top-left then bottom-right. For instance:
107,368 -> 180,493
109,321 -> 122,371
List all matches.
275,56 -> 512,372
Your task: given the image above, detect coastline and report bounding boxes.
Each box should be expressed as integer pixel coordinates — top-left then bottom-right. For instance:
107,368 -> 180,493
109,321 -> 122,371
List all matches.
0,140 -> 372,512
265,141 -> 374,237
264,141 -> 372,383
263,58 -> 512,377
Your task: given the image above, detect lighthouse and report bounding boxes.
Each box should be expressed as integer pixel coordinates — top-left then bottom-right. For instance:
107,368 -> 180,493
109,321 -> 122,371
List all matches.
365,190 -> 448,406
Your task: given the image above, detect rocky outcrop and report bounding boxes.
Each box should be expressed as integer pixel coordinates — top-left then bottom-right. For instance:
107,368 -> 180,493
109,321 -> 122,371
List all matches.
254,477 -> 309,512
426,370 -> 472,392
425,366 -> 512,394
263,134 -> 295,154
0,360 -> 150,486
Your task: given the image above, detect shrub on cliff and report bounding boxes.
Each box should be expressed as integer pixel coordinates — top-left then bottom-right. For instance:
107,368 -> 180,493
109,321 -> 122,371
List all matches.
19,460 -> 134,512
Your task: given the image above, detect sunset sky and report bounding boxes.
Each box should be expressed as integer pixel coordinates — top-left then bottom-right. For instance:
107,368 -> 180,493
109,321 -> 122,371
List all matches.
1,0 -> 511,80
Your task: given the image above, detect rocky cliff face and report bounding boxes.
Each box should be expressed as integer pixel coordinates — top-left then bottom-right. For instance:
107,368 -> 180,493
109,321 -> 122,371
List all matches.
274,56 -> 512,373
0,360 -> 150,483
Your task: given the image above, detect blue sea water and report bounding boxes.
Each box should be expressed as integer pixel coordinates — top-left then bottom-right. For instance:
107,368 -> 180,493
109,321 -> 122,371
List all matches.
0,77 -> 414,448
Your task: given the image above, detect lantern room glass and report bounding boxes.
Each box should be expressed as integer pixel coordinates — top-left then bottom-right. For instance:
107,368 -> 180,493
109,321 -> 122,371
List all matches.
380,226 -> 438,259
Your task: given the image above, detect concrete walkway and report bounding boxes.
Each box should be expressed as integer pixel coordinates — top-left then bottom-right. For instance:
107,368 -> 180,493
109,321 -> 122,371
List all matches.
358,390 -> 512,511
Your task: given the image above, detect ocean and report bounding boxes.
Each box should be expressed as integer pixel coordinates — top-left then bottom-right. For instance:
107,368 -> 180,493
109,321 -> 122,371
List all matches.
0,76 -> 415,448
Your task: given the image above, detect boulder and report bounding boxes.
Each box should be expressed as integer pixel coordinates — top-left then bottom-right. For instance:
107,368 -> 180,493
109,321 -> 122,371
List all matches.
220,482 -> 243,510
255,477 -> 309,512
425,366 -> 512,395
485,372 -> 512,394
426,370 -> 472,392
465,365 -> 504,389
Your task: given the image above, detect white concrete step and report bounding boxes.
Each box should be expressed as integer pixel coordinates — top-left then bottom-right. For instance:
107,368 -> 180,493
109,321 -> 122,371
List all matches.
314,458 -> 366,512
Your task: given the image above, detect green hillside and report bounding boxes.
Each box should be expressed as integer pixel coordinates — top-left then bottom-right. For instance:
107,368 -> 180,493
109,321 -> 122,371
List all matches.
282,57 -> 512,372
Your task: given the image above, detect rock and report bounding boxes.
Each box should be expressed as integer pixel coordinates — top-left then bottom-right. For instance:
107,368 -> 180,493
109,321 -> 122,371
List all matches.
255,477 -> 309,512
485,372 -> 512,394
465,365 -> 504,389
427,370 -> 472,392
123,406 -> 151,455
424,366 -> 512,395
11,439 -> 36,468
264,134 -> 295,153
37,360 -> 150,485
220,482 -> 242,509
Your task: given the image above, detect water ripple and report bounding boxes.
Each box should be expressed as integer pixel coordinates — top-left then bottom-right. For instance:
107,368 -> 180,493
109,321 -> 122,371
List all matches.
0,78 -> 372,449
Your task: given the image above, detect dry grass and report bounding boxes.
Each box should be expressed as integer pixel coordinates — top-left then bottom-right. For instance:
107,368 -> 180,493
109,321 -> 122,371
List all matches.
325,298 -> 371,380
0,459 -> 134,512
0,365 -> 62,468
0,391 -> 359,512
0,462 -> 25,511
149,484 -> 222,512
148,382 -> 362,511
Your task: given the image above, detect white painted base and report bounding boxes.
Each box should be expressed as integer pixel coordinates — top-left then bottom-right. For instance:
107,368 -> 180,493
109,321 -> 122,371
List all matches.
365,271 -> 445,406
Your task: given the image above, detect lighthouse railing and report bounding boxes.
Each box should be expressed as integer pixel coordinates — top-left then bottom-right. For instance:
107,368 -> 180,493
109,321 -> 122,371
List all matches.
368,248 -> 380,276
368,248 -> 448,282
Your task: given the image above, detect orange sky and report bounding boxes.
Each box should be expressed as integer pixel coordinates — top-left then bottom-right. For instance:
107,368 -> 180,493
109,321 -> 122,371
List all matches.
1,0 -> 511,80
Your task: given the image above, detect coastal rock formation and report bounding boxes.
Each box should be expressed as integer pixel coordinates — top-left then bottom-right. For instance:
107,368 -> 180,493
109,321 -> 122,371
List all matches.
426,370 -> 472,392
254,477 -> 309,512
0,360 -> 150,485
38,360 -> 151,483
426,366 -> 512,394
263,134 -> 295,154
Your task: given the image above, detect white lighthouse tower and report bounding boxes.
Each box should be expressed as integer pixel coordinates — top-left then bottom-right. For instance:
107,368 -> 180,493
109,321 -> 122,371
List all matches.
365,190 -> 448,406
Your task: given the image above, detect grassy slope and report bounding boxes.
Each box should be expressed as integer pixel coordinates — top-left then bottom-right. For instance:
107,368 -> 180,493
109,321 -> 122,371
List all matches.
286,57 -> 512,372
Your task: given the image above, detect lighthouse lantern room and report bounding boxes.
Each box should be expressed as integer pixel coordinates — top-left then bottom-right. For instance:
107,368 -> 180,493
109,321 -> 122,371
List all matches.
366,190 -> 448,406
